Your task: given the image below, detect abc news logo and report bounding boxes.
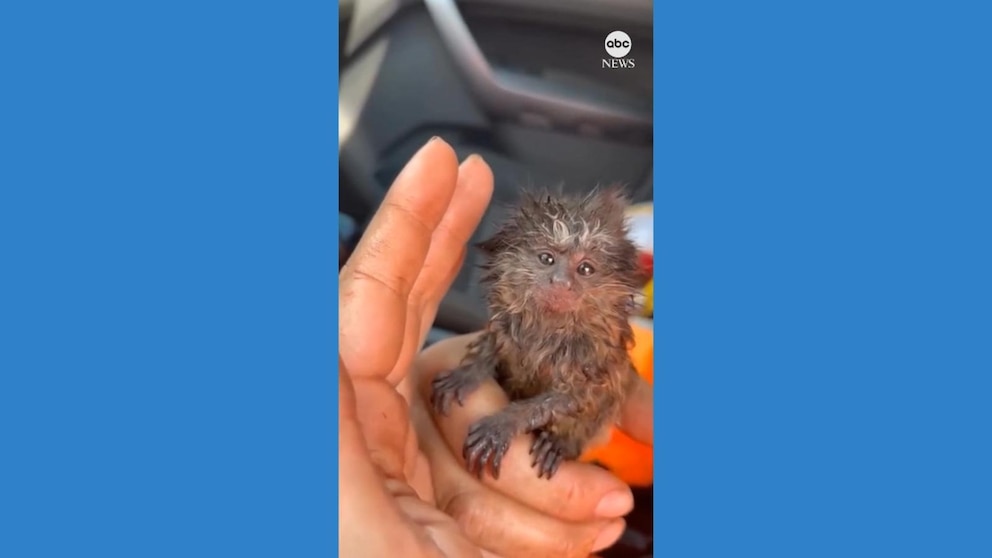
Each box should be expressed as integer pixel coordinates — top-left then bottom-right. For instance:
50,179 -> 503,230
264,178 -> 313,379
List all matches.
603,30 -> 635,69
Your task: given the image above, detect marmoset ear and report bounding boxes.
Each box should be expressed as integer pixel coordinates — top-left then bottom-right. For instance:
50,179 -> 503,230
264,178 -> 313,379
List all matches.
474,224 -> 518,256
475,235 -> 503,256
475,196 -> 530,256
583,184 -> 630,229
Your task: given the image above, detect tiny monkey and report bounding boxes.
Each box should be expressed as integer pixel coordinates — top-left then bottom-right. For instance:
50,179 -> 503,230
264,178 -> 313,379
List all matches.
431,186 -> 643,480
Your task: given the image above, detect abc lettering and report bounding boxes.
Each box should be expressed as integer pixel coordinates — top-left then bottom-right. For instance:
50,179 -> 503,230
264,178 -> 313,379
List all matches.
606,39 -> 631,48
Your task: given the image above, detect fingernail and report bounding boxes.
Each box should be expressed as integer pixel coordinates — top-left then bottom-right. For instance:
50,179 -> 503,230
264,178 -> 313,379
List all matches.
429,135 -> 440,143
595,490 -> 633,517
592,520 -> 626,552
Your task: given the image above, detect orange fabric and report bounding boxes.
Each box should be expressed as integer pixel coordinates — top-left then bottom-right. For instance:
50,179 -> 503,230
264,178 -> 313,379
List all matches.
579,320 -> 654,486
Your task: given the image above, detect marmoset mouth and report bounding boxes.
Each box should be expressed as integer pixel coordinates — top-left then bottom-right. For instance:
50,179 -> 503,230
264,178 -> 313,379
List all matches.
537,286 -> 580,313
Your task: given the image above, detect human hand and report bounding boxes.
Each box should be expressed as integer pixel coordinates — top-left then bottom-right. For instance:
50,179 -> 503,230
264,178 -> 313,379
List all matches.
410,333 -> 654,558
338,137 -> 496,557
338,136 -> 654,558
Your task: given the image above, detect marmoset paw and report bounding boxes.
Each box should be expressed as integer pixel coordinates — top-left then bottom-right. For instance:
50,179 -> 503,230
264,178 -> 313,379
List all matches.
463,415 -> 514,480
430,367 -> 481,416
529,430 -> 570,480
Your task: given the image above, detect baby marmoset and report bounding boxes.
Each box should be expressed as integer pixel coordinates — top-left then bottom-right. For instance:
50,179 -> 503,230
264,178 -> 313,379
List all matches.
430,186 -> 643,480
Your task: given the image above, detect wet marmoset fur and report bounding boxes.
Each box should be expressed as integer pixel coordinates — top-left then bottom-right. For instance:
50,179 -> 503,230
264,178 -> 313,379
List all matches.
430,186 -> 643,480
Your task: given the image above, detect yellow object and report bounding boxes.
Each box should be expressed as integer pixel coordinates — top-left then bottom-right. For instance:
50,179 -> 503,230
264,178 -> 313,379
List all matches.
641,279 -> 654,317
579,319 -> 654,486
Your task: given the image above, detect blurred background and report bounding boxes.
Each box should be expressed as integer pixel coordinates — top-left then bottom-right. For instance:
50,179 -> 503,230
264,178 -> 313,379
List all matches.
339,1 -> 654,555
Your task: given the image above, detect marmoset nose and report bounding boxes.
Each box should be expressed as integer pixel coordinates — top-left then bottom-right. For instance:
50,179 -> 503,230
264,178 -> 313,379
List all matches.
550,268 -> 572,289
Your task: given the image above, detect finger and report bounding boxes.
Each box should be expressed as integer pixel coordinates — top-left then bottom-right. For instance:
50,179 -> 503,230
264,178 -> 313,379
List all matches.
352,377 -> 416,482
338,369 -> 427,558
339,137 -> 460,380
341,357 -> 416,483
443,487 -> 625,558
414,335 -> 635,523
412,398 -> 624,558
416,155 -> 494,312
387,154 -> 494,384
387,479 -> 486,558
618,375 -> 653,446
407,450 -> 435,504
428,379 -> 633,522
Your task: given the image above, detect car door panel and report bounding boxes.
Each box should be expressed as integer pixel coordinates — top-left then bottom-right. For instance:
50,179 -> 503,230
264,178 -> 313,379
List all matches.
339,0 -> 653,332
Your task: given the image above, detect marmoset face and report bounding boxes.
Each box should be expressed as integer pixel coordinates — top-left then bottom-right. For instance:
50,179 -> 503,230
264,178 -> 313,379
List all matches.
479,188 -> 641,316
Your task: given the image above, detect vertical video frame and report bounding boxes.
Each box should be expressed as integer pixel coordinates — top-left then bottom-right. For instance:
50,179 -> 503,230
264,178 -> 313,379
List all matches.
339,1 -> 653,556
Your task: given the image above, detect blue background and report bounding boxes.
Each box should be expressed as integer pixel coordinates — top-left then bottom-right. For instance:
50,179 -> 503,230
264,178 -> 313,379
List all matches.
1,1 -> 337,556
655,1 -> 991,556
1,1 -> 989,557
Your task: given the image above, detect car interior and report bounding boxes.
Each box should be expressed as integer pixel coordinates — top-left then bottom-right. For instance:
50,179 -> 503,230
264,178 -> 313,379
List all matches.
339,0 -> 653,555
